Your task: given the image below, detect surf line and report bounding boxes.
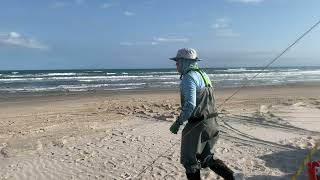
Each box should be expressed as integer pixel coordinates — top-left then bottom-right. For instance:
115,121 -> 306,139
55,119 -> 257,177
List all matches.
134,18 -> 320,179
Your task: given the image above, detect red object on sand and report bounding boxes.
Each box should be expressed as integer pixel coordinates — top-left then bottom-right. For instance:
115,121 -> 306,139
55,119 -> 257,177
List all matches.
307,161 -> 320,180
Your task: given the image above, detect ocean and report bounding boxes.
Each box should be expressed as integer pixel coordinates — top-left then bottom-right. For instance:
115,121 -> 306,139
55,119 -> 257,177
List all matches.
1,67 -> 320,93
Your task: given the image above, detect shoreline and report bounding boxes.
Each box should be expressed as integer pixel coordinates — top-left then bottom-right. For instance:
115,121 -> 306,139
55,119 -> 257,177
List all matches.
1,82 -> 320,103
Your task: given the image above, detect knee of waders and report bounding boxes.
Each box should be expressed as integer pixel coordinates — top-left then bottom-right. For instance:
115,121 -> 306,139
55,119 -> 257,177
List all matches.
183,163 -> 201,174
201,154 -> 217,168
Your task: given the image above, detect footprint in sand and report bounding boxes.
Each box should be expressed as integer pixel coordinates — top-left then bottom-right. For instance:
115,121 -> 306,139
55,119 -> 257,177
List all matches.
153,114 -> 175,121
1,139 -> 44,158
0,146 -> 11,158
121,172 -> 132,179
104,160 -> 118,169
52,138 -> 67,148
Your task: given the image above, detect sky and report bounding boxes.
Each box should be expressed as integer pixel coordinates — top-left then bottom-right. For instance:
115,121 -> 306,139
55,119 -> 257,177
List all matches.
0,0 -> 319,70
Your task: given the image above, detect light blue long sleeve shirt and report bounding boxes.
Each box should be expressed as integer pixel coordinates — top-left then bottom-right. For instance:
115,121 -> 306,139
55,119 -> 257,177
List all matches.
178,70 -> 212,124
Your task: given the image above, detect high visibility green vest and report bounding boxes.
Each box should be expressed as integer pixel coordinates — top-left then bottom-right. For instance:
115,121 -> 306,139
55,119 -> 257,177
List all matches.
185,68 -> 212,87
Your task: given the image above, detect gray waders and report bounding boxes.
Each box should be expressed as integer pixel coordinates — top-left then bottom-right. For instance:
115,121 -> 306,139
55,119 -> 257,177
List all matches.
180,69 -> 234,180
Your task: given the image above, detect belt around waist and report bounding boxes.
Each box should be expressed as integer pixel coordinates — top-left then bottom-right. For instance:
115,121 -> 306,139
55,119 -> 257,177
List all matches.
188,113 -> 218,123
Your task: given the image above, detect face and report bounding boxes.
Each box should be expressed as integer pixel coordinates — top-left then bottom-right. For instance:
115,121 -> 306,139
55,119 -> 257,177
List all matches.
175,60 -> 181,74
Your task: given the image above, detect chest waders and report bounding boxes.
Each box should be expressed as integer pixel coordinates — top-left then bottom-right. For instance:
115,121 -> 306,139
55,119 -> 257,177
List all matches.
180,69 -> 235,180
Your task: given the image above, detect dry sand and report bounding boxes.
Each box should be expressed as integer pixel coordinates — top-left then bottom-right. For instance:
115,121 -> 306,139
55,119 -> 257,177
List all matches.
1,84 -> 320,180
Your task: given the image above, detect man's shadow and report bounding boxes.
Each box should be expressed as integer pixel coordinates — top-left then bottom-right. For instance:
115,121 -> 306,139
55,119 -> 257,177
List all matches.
221,114 -> 320,180
246,148 -> 320,180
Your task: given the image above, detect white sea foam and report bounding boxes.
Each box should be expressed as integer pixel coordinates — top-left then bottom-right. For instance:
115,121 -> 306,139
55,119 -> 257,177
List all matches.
222,68 -> 272,72
1,87 -> 59,92
285,68 -> 300,71
225,68 -> 246,72
104,87 -> 138,90
144,71 -> 178,75
160,82 -> 179,85
298,70 -> 320,75
106,72 -> 117,75
0,78 -> 45,82
3,73 -> 78,78
56,83 -> 147,89
85,71 -> 103,73
47,75 -> 155,81
46,73 -> 77,76
78,80 -> 95,82
115,83 -> 147,86
3,74 -> 34,78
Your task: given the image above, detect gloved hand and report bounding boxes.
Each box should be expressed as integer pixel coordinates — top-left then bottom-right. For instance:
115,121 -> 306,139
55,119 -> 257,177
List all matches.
170,120 -> 182,134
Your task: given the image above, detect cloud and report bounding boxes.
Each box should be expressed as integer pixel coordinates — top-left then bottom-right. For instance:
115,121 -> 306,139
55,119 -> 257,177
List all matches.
136,41 -> 158,45
100,3 -> 112,9
153,37 -> 189,43
124,11 -> 135,16
120,41 -> 158,46
120,36 -> 189,46
227,0 -> 264,4
52,0 -> 85,8
211,18 -> 230,29
211,18 -> 240,38
0,32 -> 49,50
52,1 -> 68,8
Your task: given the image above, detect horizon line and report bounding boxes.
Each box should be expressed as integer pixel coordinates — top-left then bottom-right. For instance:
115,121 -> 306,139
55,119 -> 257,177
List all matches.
1,65 -> 320,71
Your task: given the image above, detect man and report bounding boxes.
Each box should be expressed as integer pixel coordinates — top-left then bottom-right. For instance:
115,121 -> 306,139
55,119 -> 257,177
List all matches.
169,48 -> 244,180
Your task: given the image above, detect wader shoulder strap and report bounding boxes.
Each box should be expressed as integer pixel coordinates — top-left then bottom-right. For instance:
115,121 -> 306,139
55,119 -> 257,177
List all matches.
185,68 -> 211,87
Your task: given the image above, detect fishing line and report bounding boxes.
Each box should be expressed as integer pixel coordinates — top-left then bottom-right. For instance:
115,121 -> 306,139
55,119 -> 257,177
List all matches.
217,19 -> 320,110
134,19 -> 320,179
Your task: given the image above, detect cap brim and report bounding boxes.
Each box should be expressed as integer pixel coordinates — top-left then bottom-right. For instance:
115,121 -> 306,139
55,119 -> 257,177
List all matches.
169,57 -> 201,61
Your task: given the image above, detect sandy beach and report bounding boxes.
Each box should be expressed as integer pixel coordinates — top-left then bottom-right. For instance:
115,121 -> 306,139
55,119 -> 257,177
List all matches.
1,84 -> 320,180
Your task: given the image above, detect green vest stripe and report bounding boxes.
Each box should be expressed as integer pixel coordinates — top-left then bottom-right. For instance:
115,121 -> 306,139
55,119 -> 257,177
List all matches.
186,68 -> 211,87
